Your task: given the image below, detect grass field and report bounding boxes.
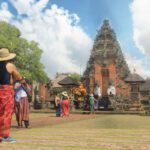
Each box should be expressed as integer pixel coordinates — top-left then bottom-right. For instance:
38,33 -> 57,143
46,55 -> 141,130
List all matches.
0,113 -> 150,150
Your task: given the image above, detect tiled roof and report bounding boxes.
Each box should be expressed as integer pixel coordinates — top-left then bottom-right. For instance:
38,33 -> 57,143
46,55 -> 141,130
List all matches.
124,73 -> 145,83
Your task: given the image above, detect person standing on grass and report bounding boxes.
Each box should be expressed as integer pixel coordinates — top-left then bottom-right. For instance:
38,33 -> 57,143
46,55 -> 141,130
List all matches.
93,83 -> 101,110
14,81 -> 30,128
0,48 -> 25,143
107,82 -> 116,109
55,93 -> 61,117
89,93 -> 95,114
61,91 -> 70,117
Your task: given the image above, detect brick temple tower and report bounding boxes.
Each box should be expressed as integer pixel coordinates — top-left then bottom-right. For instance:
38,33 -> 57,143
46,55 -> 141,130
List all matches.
84,19 -> 130,97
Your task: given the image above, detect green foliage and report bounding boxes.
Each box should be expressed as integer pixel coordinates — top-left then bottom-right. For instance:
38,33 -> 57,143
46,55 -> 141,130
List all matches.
69,72 -> 81,81
117,82 -> 123,88
0,21 -> 48,82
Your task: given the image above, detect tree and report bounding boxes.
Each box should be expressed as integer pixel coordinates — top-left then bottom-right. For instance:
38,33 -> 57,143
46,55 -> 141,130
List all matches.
0,21 -> 48,82
69,72 -> 81,81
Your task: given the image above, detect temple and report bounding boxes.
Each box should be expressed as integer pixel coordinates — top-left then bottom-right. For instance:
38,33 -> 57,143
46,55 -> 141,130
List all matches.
84,19 -> 130,97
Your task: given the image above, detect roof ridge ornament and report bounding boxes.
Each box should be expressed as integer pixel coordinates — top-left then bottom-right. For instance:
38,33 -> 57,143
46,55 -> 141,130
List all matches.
133,68 -> 136,74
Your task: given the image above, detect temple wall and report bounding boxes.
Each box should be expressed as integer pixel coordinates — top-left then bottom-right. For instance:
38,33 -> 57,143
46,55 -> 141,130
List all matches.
39,84 -> 48,101
108,64 -> 116,87
94,63 -> 102,88
116,79 -> 130,98
88,63 -> 130,98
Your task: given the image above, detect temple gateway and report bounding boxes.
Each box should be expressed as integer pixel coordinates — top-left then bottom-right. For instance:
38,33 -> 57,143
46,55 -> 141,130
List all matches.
83,19 -> 150,112
84,19 -> 130,97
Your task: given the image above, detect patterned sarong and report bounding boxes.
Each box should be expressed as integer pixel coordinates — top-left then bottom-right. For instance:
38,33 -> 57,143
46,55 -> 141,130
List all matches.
0,85 -> 14,138
62,100 -> 70,116
15,97 -> 29,125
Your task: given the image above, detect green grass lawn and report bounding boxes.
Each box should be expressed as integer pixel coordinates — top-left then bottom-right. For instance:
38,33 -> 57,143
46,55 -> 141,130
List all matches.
12,111 -> 51,120
1,114 -> 150,150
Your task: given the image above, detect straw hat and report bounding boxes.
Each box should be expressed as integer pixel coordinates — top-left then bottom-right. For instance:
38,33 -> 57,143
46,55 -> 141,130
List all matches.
62,91 -> 68,97
0,48 -> 16,61
90,93 -> 94,97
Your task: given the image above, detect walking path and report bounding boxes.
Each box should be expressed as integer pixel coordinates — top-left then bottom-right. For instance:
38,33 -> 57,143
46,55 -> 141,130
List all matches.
11,113 -> 98,129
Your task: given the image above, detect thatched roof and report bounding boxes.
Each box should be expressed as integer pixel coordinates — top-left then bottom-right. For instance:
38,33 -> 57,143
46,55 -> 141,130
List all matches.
140,79 -> 150,91
124,73 -> 145,83
58,76 -> 79,86
51,74 -> 67,88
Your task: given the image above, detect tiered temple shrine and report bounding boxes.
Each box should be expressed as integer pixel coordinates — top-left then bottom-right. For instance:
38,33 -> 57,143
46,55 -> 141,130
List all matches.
84,19 -> 130,97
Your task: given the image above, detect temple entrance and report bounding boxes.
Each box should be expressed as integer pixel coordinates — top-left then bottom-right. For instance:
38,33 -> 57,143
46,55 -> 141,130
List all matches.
98,68 -> 110,109
101,68 -> 109,96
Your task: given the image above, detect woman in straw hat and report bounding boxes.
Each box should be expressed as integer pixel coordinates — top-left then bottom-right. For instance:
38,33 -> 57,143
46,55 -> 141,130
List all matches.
61,91 -> 70,117
0,48 -> 25,143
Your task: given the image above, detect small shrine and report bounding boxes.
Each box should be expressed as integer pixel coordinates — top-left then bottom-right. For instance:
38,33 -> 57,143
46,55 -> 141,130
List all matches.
124,72 -> 145,101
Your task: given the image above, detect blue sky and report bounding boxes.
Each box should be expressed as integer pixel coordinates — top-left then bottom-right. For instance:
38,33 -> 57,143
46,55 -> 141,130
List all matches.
49,0 -> 138,55
0,0 -> 150,78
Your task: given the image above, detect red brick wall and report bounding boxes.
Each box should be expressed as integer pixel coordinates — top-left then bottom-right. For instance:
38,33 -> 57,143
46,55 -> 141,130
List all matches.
39,84 -> 47,101
94,63 -> 102,88
116,78 -> 130,97
88,63 -> 130,98
108,64 -> 117,87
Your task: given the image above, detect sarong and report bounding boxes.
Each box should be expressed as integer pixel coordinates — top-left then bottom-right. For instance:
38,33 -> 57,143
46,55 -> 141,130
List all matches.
61,100 -> 70,116
0,85 -> 14,138
15,97 -> 29,125
56,103 -> 61,117
90,102 -> 95,113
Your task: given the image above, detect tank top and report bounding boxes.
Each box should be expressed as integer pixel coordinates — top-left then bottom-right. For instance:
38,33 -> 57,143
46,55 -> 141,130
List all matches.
0,62 -> 11,85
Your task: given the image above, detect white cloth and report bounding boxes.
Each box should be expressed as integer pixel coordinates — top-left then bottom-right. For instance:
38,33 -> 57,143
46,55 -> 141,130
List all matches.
14,82 -> 21,90
15,88 -> 27,102
94,86 -> 101,97
107,85 -> 116,96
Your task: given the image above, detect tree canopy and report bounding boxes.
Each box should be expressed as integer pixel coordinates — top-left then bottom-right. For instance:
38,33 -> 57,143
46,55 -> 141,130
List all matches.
69,72 -> 81,81
0,21 -> 48,83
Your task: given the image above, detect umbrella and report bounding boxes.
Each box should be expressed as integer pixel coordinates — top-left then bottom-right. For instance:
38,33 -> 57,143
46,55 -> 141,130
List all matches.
58,76 -> 79,86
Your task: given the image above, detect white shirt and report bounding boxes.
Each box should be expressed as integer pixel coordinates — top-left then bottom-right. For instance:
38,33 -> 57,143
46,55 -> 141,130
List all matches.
94,86 -> 101,97
107,85 -> 116,96
15,88 -> 27,102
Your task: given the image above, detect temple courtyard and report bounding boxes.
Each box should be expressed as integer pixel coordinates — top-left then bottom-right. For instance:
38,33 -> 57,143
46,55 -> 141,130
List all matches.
0,113 -> 150,150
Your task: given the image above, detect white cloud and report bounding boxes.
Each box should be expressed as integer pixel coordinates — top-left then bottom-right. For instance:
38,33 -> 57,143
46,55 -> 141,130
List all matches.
10,0 -> 49,16
130,0 -> 150,55
0,1 -> 93,78
125,53 -> 150,79
0,2 -> 13,22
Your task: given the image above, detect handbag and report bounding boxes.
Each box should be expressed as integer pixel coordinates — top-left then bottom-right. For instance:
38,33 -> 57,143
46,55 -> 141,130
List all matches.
21,84 -> 32,103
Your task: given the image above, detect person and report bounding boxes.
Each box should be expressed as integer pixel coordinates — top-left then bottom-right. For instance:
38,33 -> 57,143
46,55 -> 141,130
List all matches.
107,84 -> 116,96
69,94 -> 75,112
55,93 -> 61,117
83,94 -> 90,110
61,91 -> 70,117
14,81 -> 30,128
0,48 -> 25,143
107,83 -> 116,109
93,83 -> 101,110
89,93 -> 95,114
